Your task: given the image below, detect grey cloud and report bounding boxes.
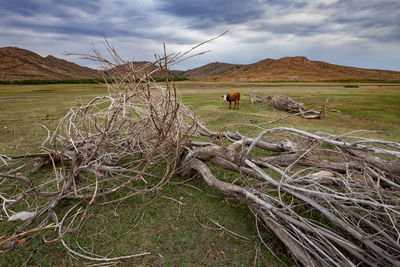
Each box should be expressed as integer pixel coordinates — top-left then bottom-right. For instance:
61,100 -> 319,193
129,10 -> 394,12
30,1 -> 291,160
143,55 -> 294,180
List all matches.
324,1 -> 400,41
158,0 -> 263,25
0,0 -> 101,19
157,0 -> 309,30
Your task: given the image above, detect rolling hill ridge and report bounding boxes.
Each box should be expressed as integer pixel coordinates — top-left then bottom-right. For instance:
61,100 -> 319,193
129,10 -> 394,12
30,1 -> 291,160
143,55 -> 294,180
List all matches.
1,47 -> 400,82
0,47 -> 102,81
184,56 -> 400,81
182,62 -> 244,78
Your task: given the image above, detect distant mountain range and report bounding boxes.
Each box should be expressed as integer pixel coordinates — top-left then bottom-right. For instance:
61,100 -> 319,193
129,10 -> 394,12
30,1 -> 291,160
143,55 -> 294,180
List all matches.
1,47 -> 400,82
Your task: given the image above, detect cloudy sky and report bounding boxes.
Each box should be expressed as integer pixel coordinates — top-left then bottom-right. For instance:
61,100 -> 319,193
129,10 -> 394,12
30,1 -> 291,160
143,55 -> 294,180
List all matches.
0,0 -> 399,71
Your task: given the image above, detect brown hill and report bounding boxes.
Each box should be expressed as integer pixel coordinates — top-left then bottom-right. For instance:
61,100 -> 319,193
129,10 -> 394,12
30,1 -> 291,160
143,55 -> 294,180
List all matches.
204,56 -> 400,82
183,62 -> 243,78
0,47 -> 101,81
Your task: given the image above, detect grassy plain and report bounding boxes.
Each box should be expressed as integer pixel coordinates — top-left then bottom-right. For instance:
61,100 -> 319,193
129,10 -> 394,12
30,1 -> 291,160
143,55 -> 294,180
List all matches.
0,82 -> 399,266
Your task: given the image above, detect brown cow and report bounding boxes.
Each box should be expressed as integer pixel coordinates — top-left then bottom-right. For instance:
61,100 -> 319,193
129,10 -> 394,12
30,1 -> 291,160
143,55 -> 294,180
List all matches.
222,92 -> 240,109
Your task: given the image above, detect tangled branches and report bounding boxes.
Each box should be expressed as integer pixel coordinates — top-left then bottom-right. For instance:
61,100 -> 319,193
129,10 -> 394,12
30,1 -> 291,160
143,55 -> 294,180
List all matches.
182,127 -> 400,266
0,42 -> 206,257
249,93 -> 327,119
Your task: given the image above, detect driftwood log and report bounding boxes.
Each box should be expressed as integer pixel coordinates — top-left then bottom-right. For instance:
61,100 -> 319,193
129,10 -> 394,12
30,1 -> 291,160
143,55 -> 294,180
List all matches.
249,93 -> 328,119
182,128 -> 400,266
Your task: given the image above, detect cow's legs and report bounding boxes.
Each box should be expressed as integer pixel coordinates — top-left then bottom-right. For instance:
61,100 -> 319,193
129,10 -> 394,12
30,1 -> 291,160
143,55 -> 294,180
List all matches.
229,102 -> 232,109
234,100 -> 240,109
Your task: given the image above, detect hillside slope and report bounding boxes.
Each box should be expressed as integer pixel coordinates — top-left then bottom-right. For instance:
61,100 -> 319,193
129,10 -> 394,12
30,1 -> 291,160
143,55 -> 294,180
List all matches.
183,62 -> 243,78
0,47 -> 101,81
2,47 -> 399,82
214,56 -> 400,81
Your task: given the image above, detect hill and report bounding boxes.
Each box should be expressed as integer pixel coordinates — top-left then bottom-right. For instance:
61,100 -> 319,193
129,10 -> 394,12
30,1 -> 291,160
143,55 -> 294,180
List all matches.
183,62 -> 243,78
0,47 -> 101,81
184,56 -> 400,82
220,56 -> 400,81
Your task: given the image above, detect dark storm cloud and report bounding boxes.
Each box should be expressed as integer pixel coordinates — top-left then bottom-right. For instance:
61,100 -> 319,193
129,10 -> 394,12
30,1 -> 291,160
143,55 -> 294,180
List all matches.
0,0 -> 43,16
157,0 -> 307,29
0,0 -> 100,18
329,0 -> 400,42
1,0 -> 399,43
0,0 -> 141,37
158,0 -> 264,27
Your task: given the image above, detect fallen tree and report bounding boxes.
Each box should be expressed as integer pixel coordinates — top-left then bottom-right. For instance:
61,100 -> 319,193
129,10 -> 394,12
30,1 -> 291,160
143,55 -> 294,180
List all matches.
0,40 -> 209,260
1,41 -> 400,266
249,93 -> 328,119
182,127 -> 400,266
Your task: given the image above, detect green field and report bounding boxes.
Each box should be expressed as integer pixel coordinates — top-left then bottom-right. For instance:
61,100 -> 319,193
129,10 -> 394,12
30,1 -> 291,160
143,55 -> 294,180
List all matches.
1,82 -> 400,266
1,82 -> 399,151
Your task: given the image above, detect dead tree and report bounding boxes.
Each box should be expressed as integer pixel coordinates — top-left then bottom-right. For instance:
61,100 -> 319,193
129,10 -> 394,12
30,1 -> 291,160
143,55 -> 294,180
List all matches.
181,127 -> 400,266
0,40 -> 210,259
249,93 -> 328,119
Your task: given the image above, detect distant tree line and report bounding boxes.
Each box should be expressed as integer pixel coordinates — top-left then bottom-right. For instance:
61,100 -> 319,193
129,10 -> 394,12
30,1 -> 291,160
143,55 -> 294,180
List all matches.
153,76 -> 188,82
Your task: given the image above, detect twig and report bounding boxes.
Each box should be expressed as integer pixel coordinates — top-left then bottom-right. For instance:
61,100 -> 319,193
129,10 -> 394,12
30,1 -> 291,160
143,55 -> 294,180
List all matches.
209,218 -> 250,241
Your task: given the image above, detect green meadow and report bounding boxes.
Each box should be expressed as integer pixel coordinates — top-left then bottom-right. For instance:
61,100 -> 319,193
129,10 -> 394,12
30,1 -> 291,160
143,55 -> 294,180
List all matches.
1,82 -> 399,266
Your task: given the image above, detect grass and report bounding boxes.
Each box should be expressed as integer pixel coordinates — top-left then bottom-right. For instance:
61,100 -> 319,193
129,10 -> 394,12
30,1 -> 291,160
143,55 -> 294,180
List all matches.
178,81 -> 400,141
1,81 -> 399,266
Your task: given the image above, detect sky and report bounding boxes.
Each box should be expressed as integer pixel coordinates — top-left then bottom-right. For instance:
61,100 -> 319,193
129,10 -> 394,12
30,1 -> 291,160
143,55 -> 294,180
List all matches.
0,0 -> 399,71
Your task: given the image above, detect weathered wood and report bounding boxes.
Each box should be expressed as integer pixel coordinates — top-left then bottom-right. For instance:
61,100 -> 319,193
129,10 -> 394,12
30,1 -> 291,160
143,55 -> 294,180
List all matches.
250,93 -> 328,119
184,157 -> 321,267
181,127 -> 400,266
